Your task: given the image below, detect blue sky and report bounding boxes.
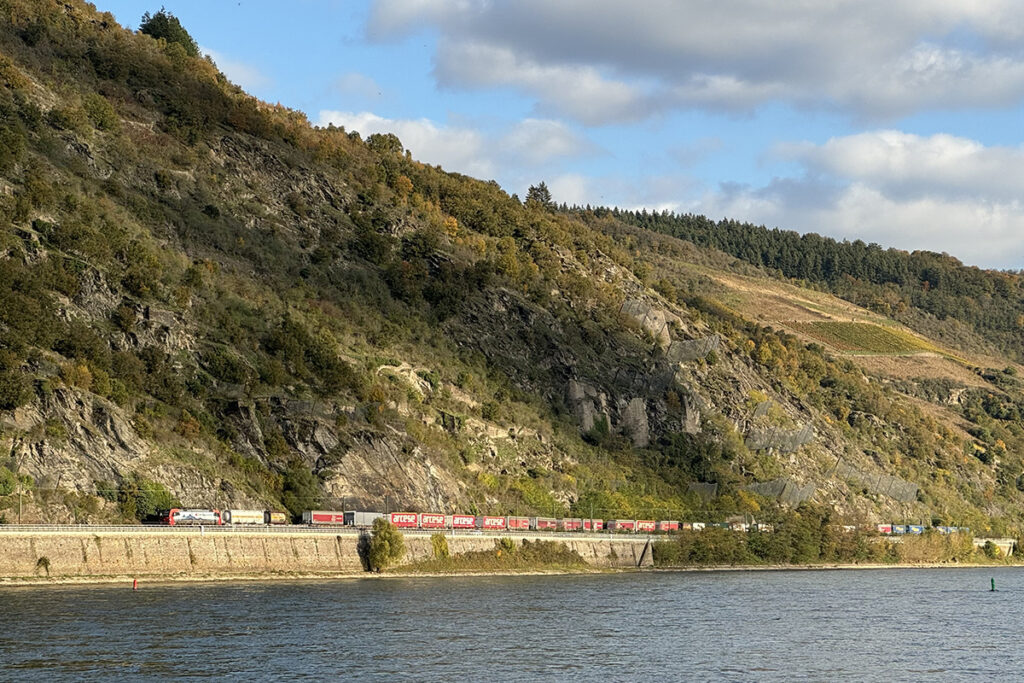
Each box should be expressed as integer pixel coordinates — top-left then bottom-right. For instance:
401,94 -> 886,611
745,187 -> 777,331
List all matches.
98,1 -> 1024,269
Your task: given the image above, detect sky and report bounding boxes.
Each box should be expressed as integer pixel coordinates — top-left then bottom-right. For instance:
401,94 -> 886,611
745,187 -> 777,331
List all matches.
97,1 -> 1024,270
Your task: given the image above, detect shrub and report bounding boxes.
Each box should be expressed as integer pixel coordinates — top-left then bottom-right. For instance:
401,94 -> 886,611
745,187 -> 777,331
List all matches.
431,533 -> 449,559
368,518 -> 405,571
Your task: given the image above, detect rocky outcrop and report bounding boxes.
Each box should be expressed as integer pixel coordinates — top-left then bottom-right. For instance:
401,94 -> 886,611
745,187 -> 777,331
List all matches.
3,388 -> 149,490
567,379 -> 611,434
620,397 -> 650,448
620,299 -> 682,350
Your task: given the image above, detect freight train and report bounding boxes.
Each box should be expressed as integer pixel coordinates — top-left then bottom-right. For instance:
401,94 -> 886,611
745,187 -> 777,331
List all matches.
157,508 -> 969,537
303,511 -> 672,533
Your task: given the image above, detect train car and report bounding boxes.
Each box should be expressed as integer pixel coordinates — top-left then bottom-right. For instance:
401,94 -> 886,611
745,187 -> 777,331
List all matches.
636,520 -> 656,533
583,519 -> 604,531
559,518 -> 583,532
344,511 -> 384,527
419,513 -> 446,529
451,514 -> 476,529
752,523 -> 774,533
266,511 -> 288,525
606,520 -> 636,532
681,522 -> 693,531
729,522 -> 749,532
166,509 -> 221,525
892,525 -> 908,535
530,517 -> 558,531
877,524 -> 893,534
507,516 -> 530,531
690,522 -> 706,531
907,525 -> 925,535
221,509 -> 264,525
303,510 -> 346,525
477,516 -> 507,531
390,512 -> 419,529
656,521 -> 679,532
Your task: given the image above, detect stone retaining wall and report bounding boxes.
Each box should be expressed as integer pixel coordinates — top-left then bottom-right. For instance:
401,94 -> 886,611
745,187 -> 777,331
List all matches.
0,531 -> 653,580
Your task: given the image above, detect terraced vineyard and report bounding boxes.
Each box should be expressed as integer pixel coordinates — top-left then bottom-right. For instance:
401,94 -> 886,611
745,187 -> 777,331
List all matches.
787,322 -> 934,354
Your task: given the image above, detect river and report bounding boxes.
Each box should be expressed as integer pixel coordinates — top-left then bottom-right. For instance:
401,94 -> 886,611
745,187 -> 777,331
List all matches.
0,567 -> 1020,681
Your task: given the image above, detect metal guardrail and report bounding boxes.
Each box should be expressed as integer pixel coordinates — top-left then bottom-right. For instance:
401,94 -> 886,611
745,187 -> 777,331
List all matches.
0,524 -> 653,541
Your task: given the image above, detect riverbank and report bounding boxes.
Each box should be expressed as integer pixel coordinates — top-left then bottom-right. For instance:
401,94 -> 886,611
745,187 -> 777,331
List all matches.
3,558 -> 1020,588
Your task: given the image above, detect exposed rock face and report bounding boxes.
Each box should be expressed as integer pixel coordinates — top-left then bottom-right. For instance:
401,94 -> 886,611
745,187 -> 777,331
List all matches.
620,397 -> 650,448
666,335 -> 719,363
620,299 -> 681,350
567,379 -> 611,434
4,388 -> 149,490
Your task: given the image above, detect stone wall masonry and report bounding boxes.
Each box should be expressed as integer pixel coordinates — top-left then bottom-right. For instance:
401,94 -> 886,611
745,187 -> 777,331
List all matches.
0,530 -> 654,580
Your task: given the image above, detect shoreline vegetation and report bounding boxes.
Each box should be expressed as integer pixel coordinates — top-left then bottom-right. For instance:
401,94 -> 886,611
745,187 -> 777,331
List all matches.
0,560 -> 1017,589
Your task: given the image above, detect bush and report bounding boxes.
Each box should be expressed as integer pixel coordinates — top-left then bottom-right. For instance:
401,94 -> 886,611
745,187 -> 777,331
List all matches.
117,475 -> 179,521
368,518 -> 405,572
431,533 -> 449,559
281,465 -> 320,520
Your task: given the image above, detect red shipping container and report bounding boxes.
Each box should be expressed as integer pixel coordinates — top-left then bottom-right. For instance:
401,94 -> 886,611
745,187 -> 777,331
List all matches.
656,521 -> 679,532
877,524 -> 893,534
607,520 -> 636,531
559,518 -> 583,531
307,511 -> 346,525
451,514 -> 476,528
419,513 -> 446,528
507,516 -> 529,530
531,517 -> 558,530
582,519 -> 604,531
636,520 -> 656,532
390,512 -> 419,528
478,516 -> 506,530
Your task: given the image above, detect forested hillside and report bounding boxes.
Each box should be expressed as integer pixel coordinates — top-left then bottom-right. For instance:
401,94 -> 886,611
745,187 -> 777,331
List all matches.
1,1 -> 1024,537
605,208 -> 1024,360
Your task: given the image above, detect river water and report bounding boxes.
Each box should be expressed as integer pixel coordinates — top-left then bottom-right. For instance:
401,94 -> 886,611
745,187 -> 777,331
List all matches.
1,567 -> 1021,681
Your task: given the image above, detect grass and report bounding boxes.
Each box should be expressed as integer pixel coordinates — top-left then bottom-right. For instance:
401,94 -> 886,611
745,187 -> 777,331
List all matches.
787,322 -> 936,354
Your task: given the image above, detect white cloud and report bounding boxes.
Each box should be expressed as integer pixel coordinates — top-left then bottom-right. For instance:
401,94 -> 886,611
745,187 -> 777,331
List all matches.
546,174 -> 590,207
202,47 -> 271,91
333,72 -> 385,100
499,119 -> 595,165
435,41 -> 653,124
693,131 -> 1024,268
316,111 -> 595,184
368,0 -> 1024,121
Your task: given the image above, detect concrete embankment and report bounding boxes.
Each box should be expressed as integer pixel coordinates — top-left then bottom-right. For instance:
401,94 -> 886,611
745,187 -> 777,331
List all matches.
0,529 -> 654,582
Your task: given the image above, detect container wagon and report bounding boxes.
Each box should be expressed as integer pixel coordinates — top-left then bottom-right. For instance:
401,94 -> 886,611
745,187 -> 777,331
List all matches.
636,520 -> 656,533
303,510 -> 346,525
221,509 -> 264,525
507,516 -> 530,530
451,514 -> 476,529
477,516 -> 507,531
530,517 -> 558,531
165,509 -> 221,525
390,512 -> 419,528
656,521 -> 679,532
559,518 -> 583,532
419,513 -> 446,529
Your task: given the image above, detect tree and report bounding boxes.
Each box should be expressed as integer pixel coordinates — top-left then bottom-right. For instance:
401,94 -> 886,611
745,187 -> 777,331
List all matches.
140,8 -> 199,58
367,517 -> 405,572
526,182 -> 552,208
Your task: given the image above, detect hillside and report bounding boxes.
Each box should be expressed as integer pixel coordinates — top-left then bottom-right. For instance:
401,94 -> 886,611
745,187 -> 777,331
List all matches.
1,1 -> 1024,535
